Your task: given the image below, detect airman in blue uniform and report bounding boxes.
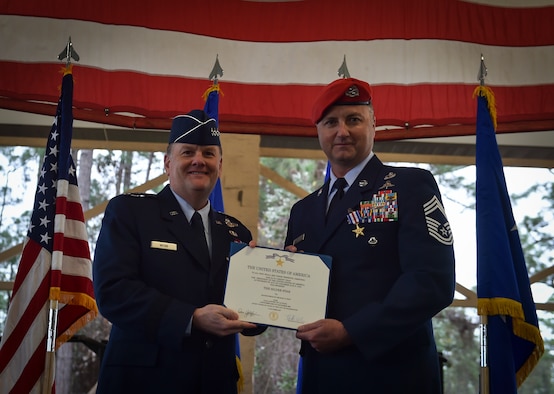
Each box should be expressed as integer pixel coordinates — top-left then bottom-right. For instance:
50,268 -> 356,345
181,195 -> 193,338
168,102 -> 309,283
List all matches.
94,109 -> 264,393
286,78 -> 456,394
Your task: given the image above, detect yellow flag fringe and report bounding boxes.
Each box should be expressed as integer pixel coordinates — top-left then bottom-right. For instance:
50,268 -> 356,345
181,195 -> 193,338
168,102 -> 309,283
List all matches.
477,297 -> 525,319
473,85 -> 497,129
49,287 -> 98,349
478,297 -> 545,387
202,83 -> 224,101
514,318 -> 545,387
236,354 -> 244,393
62,64 -> 74,76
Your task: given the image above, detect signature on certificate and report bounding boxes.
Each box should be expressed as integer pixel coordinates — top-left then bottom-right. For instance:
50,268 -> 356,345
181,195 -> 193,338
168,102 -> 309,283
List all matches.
287,314 -> 305,324
238,308 -> 260,318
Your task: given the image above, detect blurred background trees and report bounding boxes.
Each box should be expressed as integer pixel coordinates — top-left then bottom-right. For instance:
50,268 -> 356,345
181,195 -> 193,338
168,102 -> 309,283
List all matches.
1,146 -> 552,393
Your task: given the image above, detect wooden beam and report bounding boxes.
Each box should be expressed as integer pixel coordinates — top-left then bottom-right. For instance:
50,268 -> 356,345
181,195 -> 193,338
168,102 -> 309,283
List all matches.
259,165 -> 309,199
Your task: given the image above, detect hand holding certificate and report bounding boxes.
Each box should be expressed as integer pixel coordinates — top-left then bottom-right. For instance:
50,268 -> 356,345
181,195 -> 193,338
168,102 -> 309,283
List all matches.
224,244 -> 331,330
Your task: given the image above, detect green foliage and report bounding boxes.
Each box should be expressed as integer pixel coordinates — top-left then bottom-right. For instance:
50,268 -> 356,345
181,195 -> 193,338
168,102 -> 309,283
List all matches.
0,146 -> 43,333
517,179 -> 554,278
258,157 -> 326,248
254,327 -> 300,394
276,368 -> 299,393
433,308 -> 480,394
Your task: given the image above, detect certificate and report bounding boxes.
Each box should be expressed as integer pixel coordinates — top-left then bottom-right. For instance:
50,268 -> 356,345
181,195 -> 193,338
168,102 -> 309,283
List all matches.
224,244 -> 331,330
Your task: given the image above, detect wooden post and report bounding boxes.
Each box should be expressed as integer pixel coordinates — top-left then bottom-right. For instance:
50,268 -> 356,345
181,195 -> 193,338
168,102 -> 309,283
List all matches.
220,133 -> 260,394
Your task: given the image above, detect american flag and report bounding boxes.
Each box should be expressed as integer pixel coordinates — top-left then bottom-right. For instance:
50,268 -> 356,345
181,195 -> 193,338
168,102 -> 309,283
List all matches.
0,66 -> 98,393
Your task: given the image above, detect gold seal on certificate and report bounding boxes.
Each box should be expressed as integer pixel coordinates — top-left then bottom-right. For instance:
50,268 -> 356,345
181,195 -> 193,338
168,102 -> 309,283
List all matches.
224,244 -> 332,330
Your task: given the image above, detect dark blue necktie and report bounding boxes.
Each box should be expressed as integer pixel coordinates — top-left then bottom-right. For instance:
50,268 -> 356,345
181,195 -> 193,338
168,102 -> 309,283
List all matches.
191,211 -> 210,265
327,178 -> 347,219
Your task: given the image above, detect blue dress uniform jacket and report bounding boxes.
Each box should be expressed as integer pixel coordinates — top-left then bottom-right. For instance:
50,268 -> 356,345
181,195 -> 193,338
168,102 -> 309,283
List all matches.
285,156 -> 456,394
93,185 -> 253,394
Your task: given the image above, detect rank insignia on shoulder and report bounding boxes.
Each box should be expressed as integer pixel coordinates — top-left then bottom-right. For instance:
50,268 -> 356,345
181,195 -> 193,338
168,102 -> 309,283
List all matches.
423,195 -> 453,246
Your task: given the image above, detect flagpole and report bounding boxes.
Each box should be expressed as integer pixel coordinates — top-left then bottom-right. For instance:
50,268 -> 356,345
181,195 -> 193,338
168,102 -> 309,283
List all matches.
477,54 -> 489,394
338,55 -> 351,78
480,315 -> 490,394
42,37 -> 80,394
208,53 -> 223,86
43,299 -> 59,394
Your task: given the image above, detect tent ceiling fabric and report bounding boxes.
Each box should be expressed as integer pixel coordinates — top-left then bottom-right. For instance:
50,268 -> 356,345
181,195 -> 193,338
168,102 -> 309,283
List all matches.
1,0 -> 553,140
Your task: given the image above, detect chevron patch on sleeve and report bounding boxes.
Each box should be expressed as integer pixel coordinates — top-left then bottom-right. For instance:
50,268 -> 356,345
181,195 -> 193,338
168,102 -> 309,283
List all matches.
423,195 -> 453,245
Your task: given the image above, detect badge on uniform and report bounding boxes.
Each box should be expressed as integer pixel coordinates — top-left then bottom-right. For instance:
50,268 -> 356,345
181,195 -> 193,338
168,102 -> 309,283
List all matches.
371,190 -> 398,222
346,210 -> 365,238
423,195 -> 453,246
292,233 -> 305,246
347,190 -> 398,225
225,218 -> 238,228
352,223 -> 365,238
151,240 -> 177,251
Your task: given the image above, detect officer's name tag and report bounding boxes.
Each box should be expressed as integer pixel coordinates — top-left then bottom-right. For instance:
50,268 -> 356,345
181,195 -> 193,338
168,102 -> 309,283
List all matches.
150,240 -> 177,251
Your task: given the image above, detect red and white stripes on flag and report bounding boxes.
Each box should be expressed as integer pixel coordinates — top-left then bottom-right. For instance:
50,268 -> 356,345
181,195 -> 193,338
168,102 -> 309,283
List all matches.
0,0 -> 552,135
0,66 -> 98,394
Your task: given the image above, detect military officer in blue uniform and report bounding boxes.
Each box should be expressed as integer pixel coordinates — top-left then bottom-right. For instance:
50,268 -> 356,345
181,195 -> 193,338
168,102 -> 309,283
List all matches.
93,109 -> 264,393
286,78 -> 456,393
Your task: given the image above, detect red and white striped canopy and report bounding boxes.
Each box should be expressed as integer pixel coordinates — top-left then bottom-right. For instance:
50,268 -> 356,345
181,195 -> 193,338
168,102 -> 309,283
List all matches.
1,0 -> 553,138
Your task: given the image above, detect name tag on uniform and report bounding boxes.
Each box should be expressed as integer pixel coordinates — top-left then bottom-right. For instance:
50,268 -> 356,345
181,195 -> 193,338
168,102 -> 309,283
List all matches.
151,240 -> 177,251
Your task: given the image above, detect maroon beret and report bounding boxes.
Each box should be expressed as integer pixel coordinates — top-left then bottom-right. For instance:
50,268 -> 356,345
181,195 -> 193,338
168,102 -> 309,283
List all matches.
311,78 -> 372,124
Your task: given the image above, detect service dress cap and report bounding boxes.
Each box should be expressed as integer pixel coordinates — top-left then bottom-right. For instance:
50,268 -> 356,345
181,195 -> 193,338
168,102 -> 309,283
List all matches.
169,109 -> 221,146
311,78 -> 372,124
